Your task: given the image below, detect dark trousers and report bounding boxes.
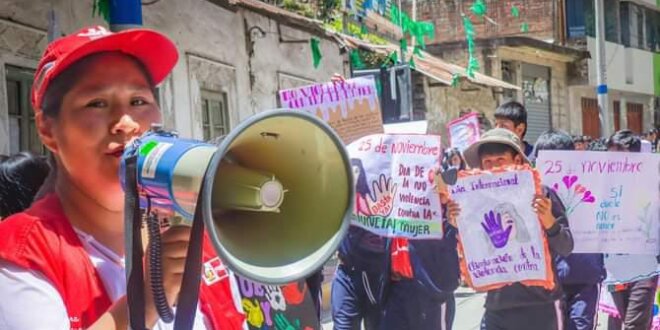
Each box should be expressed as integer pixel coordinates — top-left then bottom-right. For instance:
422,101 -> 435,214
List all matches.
481,302 -> 561,330
331,264 -> 383,330
607,275 -> 658,330
380,280 -> 455,330
563,283 -> 601,330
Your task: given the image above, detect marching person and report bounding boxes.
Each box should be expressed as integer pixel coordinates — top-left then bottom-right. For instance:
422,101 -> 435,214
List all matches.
493,101 -> 535,157
604,129 -> 659,330
0,26 -> 244,329
0,151 -> 50,219
534,130 -> 605,330
446,128 -> 574,330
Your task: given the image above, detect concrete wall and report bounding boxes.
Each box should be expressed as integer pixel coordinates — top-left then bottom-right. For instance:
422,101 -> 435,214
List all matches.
0,0 -> 346,154
568,86 -> 655,135
586,37 -> 655,96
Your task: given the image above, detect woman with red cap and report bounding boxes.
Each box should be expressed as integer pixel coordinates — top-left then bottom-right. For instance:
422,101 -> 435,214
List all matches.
0,26 -> 244,329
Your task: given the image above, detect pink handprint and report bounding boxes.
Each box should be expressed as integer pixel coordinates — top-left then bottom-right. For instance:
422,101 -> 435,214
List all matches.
368,174 -> 397,217
481,211 -> 513,249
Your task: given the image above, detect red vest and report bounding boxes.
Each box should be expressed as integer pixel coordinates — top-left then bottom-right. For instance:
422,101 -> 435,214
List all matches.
0,194 -> 245,330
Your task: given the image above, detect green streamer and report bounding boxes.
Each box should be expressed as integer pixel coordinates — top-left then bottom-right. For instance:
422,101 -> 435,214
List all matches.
383,51 -> 398,67
349,49 -> 365,69
92,0 -> 110,23
462,15 -> 480,78
310,37 -> 322,69
409,58 -> 416,69
390,3 -> 435,64
470,0 -> 487,17
451,73 -> 460,87
511,5 -> 520,18
521,22 -> 529,33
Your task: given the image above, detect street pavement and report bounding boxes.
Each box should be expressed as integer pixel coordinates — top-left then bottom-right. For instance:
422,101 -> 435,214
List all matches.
321,286 -> 611,329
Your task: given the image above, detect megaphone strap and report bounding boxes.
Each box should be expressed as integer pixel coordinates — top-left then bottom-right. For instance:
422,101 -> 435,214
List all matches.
173,178 -> 206,330
124,155 -> 148,330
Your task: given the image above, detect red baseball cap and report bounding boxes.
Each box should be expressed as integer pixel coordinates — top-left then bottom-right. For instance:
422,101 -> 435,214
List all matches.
31,25 -> 178,112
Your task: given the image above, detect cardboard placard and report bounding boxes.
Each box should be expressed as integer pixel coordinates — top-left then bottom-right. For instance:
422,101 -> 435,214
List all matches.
451,166 -> 555,291
536,150 -> 660,254
236,276 -> 319,330
346,134 -> 444,239
279,77 -> 384,144
447,112 -> 480,152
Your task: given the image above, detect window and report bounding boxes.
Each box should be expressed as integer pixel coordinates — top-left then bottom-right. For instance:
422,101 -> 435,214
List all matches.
566,0 -> 587,38
201,90 -> 230,141
605,0 -> 620,43
645,9 -> 659,51
6,65 -> 44,154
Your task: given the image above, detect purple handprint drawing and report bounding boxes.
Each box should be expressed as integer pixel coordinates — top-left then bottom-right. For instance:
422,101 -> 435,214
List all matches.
481,210 -> 513,249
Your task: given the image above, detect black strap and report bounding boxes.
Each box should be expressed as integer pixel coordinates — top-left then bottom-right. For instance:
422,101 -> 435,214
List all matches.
124,155 -> 147,330
172,179 -> 206,330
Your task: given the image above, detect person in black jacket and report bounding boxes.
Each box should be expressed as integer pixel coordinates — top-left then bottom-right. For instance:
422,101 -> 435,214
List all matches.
494,101 -> 535,157
447,128 -> 574,330
534,130 -> 605,330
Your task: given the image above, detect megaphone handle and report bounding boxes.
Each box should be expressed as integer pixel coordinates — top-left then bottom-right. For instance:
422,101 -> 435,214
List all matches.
146,212 -> 175,323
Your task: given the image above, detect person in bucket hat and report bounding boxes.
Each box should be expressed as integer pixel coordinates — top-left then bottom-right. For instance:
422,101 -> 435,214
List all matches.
446,128 -> 573,330
0,26 -> 244,330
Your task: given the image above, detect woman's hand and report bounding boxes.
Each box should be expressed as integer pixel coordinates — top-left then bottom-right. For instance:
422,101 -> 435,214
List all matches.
533,195 -> 555,230
144,226 -> 192,323
446,199 -> 461,228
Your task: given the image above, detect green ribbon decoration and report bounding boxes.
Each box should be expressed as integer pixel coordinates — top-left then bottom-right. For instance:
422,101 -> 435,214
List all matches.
92,0 -> 110,23
470,0 -> 487,17
462,15 -> 480,78
451,73 -> 460,87
511,5 -> 520,18
383,51 -> 398,67
521,22 -> 529,33
400,38 -> 408,53
409,57 -> 416,69
390,4 -> 435,66
349,49 -> 366,69
310,37 -> 323,68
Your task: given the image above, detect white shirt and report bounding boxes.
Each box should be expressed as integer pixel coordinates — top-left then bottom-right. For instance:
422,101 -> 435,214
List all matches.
0,228 -> 210,330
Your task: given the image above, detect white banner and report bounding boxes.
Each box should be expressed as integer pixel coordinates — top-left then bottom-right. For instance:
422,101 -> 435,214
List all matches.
536,150 -> 660,255
346,134 -> 443,239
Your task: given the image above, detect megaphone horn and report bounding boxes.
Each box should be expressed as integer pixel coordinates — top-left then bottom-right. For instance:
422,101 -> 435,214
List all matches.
122,109 -> 353,285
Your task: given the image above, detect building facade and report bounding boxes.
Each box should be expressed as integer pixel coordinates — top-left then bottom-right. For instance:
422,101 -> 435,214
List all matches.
0,0 -> 348,155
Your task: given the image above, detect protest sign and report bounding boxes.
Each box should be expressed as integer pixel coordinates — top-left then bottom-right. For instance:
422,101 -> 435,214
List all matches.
451,166 -> 554,291
235,275 -> 319,330
447,112 -> 480,151
536,150 -> 660,254
279,77 -> 384,144
346,134 -> 444,239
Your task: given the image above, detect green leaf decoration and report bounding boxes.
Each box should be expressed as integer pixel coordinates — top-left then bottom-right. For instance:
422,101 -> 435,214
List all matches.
310,37 -> 323,69
92,0 -> 110,23
390,4 -> 435,53
521,22 -> 529,33
349,49 -> 366,69
400,38 -> 408,52
360,23 -> 368,36
462,15 -> 480,78
409,57 -> 416,69
451,73 -> 460,87
413,45 -> 423,57
383,51 -> 398,67
511,5 -> 520,18
470,0 -> 487,17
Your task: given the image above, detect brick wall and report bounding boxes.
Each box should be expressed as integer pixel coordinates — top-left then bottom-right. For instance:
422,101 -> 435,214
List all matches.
405,0 -> 556,44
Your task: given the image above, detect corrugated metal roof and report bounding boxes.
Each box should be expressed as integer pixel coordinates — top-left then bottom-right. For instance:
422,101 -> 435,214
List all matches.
207,0 -> 519,90
342,35 -> 520,90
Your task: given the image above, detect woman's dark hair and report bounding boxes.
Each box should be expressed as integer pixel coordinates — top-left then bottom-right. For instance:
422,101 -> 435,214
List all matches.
495,101 -> 528,138
350,158 -> 371,199
478,143 -> 518,160
41,52 -> 156,117
607,129 -> 641,152
442,147 -> 466,171
0,152 -> 50,218
587,138 -> 608,151
533,129 -> 575,159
